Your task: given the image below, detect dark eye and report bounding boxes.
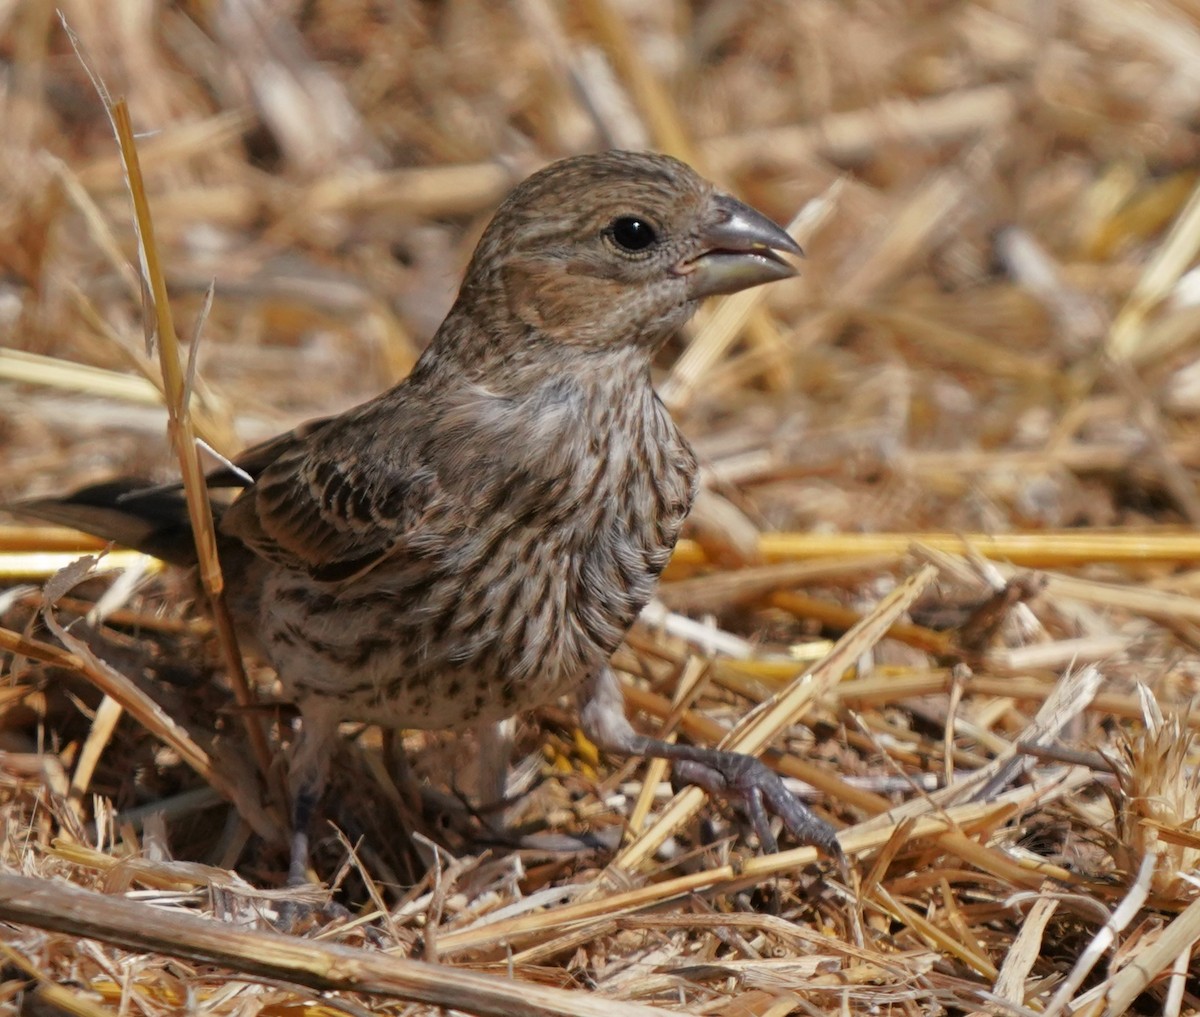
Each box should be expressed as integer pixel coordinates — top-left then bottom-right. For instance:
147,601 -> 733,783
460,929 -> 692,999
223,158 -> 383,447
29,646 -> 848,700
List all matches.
608,216 -> 658,252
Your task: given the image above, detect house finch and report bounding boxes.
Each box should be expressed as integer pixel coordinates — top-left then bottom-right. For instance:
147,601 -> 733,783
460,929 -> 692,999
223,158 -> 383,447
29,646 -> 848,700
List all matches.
16,151 -> 842,884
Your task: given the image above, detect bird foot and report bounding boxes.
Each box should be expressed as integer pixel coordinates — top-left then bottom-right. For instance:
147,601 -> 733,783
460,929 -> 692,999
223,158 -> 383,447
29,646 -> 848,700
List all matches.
581,666 -> 847,875
270,896 -> 339,934
270,893 -> 385,944
671,749 -> 847,873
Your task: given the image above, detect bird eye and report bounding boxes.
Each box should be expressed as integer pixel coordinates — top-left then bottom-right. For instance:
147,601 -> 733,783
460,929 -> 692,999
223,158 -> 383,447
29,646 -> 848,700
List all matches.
608,216 -> 658,253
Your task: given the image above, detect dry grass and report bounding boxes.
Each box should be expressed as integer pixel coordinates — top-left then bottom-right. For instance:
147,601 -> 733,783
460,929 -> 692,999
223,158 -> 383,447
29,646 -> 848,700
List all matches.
4,1 -> 1200,1014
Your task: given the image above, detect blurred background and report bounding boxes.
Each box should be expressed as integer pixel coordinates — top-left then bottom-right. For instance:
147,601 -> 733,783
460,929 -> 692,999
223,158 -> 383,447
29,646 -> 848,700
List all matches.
4,0 -> 1198,538
4,2 -> 1200,1013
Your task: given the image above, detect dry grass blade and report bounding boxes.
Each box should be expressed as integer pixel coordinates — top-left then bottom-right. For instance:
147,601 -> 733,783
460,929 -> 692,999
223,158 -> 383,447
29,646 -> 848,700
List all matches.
872,883 -> 999,979
0,942 -> 115,1017
1043,850 -> 1158,1017
989,890 -> 1060,1009
1108,175 -> 1200,360
0,549 -> 149,580
579,0 -> 694,163
0,349 -> 167,407
0,873 -> 675,1017
614,564 -> 938,871
112,99 -> 271,779
58,17 -> 273,794
0,621 -> 273,841
7,3 -> 1200,1012
670,530 -> 1200,568
622,680 -> 892,817
1090,890 -> 1200,1016
67,693 -> 123,811
700,83 -> 1018,172
435,793 -> 1051,959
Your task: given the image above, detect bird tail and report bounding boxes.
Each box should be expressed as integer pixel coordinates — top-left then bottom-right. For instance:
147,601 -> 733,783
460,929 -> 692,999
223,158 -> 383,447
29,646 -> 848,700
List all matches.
10,480 -> 202,567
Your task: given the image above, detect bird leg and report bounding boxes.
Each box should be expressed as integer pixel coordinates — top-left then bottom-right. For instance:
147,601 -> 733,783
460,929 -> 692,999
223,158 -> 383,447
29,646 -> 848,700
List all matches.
284,708 -> 338,887
579,665 -> 846,869
475,716 -> 517,813
270,708 -> 383,934
288,786 -> 320,887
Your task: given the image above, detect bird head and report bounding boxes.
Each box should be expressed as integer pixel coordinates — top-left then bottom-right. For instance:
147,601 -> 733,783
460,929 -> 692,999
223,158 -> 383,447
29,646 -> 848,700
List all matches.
446,150 -> 801,358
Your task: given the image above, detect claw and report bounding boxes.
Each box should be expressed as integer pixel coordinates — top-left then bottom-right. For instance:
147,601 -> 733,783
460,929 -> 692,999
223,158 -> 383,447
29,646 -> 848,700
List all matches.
674,751 -> 845,867
581,665 -> 847,873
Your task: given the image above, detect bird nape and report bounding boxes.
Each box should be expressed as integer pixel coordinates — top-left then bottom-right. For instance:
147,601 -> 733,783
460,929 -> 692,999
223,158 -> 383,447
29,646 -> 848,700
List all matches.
11,150 -> 844,901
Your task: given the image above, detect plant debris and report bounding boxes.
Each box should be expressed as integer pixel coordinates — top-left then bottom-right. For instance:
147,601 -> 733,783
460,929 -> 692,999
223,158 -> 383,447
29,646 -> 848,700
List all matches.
4,2 -> 1200,1014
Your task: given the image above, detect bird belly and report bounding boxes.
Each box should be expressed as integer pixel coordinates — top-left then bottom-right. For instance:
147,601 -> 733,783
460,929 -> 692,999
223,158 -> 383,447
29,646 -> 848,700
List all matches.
257,496 -> 683,731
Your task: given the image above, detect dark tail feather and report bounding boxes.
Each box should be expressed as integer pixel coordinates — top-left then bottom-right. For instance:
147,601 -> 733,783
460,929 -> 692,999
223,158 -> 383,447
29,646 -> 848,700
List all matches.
10,480 -> 202,567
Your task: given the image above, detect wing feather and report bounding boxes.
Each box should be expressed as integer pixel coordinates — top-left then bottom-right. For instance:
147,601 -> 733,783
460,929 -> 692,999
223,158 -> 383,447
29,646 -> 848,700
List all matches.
220,398 -> 436,582
219,375 -> 588,584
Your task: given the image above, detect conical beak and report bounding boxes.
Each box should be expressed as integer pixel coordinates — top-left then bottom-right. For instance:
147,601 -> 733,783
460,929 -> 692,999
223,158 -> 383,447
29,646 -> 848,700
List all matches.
679,193 -> 803,299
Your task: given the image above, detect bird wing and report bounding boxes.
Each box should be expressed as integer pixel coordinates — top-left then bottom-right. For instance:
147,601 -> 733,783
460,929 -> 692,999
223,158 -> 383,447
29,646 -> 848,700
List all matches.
220,375 -> 591,585
205,416 -> 337,490
220,400 -> 439,583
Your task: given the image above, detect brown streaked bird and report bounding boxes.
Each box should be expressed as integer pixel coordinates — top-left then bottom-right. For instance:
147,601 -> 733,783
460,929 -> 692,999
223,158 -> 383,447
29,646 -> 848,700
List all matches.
14,151 -> 843,884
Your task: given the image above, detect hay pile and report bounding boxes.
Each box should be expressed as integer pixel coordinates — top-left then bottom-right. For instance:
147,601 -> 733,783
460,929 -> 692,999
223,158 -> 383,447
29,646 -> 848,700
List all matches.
4,2 -> 1200,1014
